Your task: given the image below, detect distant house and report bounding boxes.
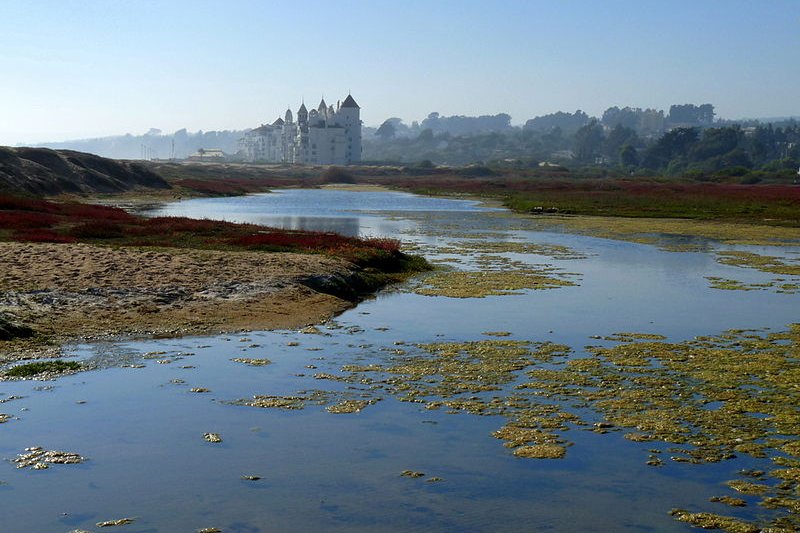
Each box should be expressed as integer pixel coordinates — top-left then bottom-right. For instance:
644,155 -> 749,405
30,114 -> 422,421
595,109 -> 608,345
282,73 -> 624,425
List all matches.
187,148 -> 226,162
238,93 -> 362,165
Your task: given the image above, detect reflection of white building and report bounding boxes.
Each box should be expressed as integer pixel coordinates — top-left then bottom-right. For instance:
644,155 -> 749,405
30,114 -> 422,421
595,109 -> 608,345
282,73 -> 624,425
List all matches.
239,94 -> 361,165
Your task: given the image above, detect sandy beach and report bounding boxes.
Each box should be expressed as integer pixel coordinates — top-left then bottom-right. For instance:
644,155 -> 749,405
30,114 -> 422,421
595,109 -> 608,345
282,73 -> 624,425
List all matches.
0,242 -> 362,363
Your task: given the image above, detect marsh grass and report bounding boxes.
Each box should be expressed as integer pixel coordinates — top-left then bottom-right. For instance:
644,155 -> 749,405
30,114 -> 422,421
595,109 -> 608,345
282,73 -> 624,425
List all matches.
5,360 -> 81,377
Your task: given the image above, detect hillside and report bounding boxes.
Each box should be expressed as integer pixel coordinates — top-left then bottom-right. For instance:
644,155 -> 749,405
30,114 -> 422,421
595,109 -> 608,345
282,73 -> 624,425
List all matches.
0,146 -> 170,196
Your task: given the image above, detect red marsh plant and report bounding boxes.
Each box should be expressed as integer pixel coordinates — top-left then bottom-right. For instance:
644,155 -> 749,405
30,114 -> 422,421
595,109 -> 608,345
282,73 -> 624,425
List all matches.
0,194 -> 411,267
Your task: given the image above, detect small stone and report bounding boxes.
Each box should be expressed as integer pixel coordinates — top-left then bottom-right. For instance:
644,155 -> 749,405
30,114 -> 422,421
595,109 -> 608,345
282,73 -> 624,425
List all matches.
96,517 -> 136,527
203,433 -> 222,443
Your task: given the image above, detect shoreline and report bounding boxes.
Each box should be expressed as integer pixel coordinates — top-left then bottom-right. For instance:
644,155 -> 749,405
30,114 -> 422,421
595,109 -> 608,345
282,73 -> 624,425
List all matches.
0,241 -> 397,367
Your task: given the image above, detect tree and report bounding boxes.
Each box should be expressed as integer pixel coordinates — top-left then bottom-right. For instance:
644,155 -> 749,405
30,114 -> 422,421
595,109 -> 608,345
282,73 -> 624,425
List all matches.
604,124 -> 640,162
619,144 -> 639,168
375,120 -> 397,140
574,120 -> 605,163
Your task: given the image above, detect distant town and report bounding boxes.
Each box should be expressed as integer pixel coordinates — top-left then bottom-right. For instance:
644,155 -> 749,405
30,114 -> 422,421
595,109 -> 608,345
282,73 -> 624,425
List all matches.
30,101 -> 799,180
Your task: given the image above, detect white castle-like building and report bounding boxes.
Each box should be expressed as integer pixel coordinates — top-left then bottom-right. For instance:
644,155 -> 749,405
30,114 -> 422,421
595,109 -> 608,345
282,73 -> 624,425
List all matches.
238,94 -> 361,165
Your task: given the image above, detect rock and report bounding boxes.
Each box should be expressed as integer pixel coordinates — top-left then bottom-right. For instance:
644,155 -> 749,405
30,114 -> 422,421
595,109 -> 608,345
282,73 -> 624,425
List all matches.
0,313 -> 34,341
203,433 -> 222,443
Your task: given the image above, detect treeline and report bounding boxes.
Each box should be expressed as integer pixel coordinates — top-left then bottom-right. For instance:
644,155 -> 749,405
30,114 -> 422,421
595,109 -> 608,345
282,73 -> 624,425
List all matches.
364,118 -> 799,181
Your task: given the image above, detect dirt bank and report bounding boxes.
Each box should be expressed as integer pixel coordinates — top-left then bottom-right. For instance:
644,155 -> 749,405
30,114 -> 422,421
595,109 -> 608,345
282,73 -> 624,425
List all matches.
0,242 -> 375,364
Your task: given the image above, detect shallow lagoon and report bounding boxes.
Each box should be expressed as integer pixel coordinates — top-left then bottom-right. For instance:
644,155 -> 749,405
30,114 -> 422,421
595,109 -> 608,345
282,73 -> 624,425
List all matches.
1,190 -> 798,532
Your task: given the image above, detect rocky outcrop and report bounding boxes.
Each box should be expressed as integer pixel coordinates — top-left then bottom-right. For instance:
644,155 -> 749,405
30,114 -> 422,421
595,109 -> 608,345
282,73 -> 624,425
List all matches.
0,313 -> 34,341
0,146 -> 170,196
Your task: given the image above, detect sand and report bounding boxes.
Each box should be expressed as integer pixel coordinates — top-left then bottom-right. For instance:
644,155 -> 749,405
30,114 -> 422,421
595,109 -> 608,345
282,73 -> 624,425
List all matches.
0,242 -> 360,362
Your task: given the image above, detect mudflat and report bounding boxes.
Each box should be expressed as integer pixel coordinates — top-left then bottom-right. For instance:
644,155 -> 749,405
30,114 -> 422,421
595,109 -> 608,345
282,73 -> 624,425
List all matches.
0,242 -> 358,362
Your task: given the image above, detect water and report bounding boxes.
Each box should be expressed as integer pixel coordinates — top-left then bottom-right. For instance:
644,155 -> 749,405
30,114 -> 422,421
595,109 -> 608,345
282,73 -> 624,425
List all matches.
1,190 -> 798,532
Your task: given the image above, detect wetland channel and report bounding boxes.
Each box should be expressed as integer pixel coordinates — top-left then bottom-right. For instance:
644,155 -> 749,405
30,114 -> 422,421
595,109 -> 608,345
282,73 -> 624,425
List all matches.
1,188 -> 799,532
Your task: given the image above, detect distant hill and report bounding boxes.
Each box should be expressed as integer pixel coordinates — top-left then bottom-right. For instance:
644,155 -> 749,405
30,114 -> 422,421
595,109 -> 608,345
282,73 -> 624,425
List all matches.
0,146 -> 170,196
34,129 -> 246,160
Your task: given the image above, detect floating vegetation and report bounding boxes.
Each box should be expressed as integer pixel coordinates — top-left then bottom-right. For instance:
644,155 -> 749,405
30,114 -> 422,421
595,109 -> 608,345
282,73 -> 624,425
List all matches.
190,387 -> 210,393
707,277 -> 800,294
434,239 -> 587,260
197,528 -> 221,533
669,509 -> 759,533
512,444 -> 566,459
241,475 -> 261,481
400,470 -> 425,478
203,433 -> 222,443
716,250 -> 800,276
300,324 -> 800,528
0,413 -> 10,423
326,399 -> 373,414
414,269 -> 576,298
235,395 -> 307,410
602,332 -> 667,342
14,446 -> 85,469
710,496 -> 747,507
503,212 -> 800,248
231,357 -> 272,366
513,325 -> 800,530
482,331 -> 512,337
4,360 -> 81,379
706,277 -> 763,291
96,517 -> 137,527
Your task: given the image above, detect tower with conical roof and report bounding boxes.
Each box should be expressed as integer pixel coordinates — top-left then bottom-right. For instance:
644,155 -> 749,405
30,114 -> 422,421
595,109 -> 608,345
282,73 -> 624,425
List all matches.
297,102 -> 308,126
336,94 -> 361,164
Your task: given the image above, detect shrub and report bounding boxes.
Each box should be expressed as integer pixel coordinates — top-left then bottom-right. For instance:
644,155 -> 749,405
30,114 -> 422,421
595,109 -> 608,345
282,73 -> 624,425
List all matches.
0,211 -> 59,229
5,360 -> 81,377
69,220 -> 125,239
12,229 -> 76,243
321,167 -> 356,184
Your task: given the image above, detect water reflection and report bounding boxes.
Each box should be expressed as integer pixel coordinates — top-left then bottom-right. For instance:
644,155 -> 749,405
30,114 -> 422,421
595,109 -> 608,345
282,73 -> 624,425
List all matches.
252,216 -> 361,236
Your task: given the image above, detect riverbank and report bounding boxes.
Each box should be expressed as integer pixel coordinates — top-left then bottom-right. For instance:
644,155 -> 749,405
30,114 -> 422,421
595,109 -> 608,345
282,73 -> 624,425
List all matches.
0,241 -> 417,366
0,194 -> 429,366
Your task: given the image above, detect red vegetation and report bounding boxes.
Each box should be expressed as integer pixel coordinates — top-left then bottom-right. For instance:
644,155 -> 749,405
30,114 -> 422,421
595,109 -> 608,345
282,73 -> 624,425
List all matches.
0,194 -> 402,264
12,229 -> 77,243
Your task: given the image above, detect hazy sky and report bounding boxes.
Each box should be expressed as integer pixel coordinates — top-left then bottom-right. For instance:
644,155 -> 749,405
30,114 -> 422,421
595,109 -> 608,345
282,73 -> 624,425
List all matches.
1,0 -> 798,145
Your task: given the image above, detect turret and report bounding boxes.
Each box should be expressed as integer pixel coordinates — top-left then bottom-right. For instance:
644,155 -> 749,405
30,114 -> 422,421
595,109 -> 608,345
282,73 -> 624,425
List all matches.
337,94 -> 361,164
285,107 -> 293,125
297,102 -> 308,125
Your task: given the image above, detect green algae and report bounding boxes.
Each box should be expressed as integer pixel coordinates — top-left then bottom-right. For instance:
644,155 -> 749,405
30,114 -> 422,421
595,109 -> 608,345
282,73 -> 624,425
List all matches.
669,509 -> 760,533
709,496 -> 747,507
226,323 -> 800,529
706,277 -> 763,291
230,357 -> 272,366
5,360 -> 81,378
414,269 -> 576,298
514,325 -> 800,530
512,444 -> 566,459
716,251 -> 800,276
326,399 -> 374,414
235,395 -> 307,410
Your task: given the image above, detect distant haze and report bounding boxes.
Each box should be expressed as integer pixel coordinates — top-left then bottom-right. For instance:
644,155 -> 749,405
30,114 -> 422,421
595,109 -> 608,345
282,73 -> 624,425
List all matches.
1,0 -> 798,146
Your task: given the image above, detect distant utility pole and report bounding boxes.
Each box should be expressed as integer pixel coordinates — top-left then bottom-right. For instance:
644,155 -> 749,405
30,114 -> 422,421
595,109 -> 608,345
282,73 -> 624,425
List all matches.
140,144 -> 156,161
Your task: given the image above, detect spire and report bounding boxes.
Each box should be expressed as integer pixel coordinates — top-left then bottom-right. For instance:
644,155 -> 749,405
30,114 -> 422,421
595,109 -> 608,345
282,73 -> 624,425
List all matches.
341,94 -> 359,109
318,98 -> 327,113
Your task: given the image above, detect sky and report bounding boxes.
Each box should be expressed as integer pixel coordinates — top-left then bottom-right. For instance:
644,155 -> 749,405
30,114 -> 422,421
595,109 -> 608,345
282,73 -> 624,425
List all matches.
1,0 -> 798,145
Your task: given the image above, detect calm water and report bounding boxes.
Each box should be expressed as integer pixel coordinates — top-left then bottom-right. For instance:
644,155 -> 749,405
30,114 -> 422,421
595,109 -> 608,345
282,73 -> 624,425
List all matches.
1,190 -> 798,532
